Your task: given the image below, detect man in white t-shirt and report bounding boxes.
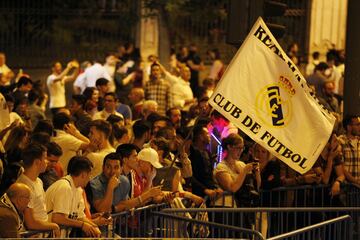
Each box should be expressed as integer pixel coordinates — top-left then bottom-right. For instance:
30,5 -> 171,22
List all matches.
86,120 -> 115,179
45,156 -> 101,237
16,144 -> 60,235
51,112 -> 90,173
47,61 -> 79,115
73,61 -> 111,93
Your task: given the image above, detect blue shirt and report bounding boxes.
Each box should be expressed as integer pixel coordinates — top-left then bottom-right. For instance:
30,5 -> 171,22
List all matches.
90,173 -> 130,206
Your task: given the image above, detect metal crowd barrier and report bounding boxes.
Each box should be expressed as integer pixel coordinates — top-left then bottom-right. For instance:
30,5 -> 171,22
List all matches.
152,211 -> 265,239
159,207 -> 360,239
267,215 -> 353,240
105,203 -> 169,238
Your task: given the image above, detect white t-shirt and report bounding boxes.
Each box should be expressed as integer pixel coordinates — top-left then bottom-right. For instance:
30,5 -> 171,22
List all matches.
47,74 -> 66,109
213,160 -> 246,207
73,63 -> 111,92
51,130 -> 84,174
45,175 -> 85,237
17,174 -> 48,221
86,146 -> 115,179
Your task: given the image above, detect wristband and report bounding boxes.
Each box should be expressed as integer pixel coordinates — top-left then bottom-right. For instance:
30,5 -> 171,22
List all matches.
335,179 -> 342,184
81,221 -> 84,229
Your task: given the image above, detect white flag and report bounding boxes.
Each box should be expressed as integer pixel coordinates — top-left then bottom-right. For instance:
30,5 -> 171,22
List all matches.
209,17 -> 335,174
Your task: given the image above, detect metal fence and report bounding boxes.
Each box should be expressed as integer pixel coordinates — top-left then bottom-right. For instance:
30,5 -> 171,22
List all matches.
268,215 -> 353,240
19,183 -> 360,238
160,207 -> 360,239
0,0 -> 138,68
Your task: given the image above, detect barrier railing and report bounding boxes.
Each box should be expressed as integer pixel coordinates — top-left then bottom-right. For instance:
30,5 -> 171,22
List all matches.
19,183 -> 360,238
106,203 -> 169,238
268,215 -> 353,240
152,211 -> 265,239
159,207 -> 360,239
211,183 -> 360,208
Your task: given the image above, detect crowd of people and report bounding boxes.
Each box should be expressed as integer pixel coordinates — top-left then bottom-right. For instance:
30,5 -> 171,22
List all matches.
0,42 -> 358,238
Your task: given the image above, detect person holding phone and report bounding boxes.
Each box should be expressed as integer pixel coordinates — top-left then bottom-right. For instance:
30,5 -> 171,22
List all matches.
214,134 -> 261,207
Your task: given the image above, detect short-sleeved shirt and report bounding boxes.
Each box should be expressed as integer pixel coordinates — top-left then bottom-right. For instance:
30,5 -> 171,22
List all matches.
214,160 -> 246,180
90,174 -> 130,206
86,146 -> 115,179
213,160 -> 246,207
17,174 -> 48,221
45,175 -> 85,220
47,74 -> 66,109
51,130 -> 85,173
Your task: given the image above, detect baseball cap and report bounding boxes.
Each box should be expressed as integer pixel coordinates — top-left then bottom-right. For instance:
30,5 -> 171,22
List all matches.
137,147 -> 163,168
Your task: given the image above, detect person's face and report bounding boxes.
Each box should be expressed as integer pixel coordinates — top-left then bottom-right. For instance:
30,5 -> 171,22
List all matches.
106,55 -> 118,66
324,83 -> 335,96
150,65 -> 161,80
168,129 -> 178,151
16,190 -> 31,212
199,101 -> 211,116
16,102 -> 29,115
103,159 -> 121,179
125,150 -> 139,170
38,151 -> 48,173
104,95 -> 116,112
92,90 -> 99,102
128,90 -> 140,104
80,171 -> 91,187
98,84 -> 109,95
53,62 -> 62,75
153,120 -> 167,135
21,83 -> 33,93
180,67 -> 191,81
181,47 -> 188,56
170,109 -> 181,128
47,154 -> 60,170
70,100 -> 81,114
253,145 -> 269,162
0,54 -> 5,66
138,160 -> 152,174
349,118 -> 360,136
227,142 -> 244,160
200,127 -> 211,145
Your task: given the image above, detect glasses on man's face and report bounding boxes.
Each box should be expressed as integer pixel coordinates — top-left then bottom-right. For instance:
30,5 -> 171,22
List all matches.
105,99 -> 115,102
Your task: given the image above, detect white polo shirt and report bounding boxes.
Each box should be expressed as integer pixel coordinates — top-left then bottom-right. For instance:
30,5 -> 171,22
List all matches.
17,174 -> 48,221
51,130 -> 84,174
47,74 -> 66,109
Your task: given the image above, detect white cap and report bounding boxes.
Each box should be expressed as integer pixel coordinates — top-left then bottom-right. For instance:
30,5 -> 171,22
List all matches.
137,147 -> 163,168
